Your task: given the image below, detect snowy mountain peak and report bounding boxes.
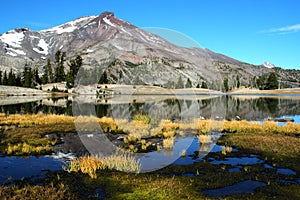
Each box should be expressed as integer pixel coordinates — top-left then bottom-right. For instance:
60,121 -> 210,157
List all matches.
94,12 -> 135,28
41,15 -> 97,34
262,62 -> 275,69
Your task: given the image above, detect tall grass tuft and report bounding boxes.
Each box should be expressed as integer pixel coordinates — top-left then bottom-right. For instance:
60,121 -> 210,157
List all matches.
163,137 -> 175,149
65,154 -> 141,178
133,114 -> 151,124
198,135 -> 212,144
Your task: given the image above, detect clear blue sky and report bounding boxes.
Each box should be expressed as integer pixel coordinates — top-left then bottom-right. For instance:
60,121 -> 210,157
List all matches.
1,0 -> 300,69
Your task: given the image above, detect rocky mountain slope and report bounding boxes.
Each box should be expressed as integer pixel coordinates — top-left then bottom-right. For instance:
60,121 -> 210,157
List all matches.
0,12 -> 299,89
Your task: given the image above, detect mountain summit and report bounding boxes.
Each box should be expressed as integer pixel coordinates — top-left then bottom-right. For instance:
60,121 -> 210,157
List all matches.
0,12 -> 299,88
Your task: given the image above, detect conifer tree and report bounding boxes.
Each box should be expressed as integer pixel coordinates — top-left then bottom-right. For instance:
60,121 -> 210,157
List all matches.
66,55 -> 83,88
22,65 -> 33,88
8,68 -> 16,86
15,73 -> 21,86
2,71 -> 8,85
54,50 -> 66,82
42,59 -> 53,84
0,71 -> 3,85
185,78 -> 192,88
223,78 -> 229,92
265,72 -> 278,90
175,76 -> 184,89
201,81 -> 208,89
34,68 -> 41,85
236,75 -> 240,88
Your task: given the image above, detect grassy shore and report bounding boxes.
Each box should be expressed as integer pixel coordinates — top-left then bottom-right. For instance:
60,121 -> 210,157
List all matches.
228,87 -> 300,95
1,113 -> 300,199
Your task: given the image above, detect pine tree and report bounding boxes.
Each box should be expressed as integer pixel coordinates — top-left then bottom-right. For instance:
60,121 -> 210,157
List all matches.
8,68 -> 16,86
2,71 -> 8,85
185,78 -> 192,88
223,78 -> 229,92
0,71 -> 3,85
54,50 -> 66,82
265,72 -> 278,90
98,71 -> 108,84
175,76 -> 184,89
22,65 -> 33,88
15,73 -> 21,86
201,81 -> 208,89
66,55 -> 83,88
42,59 -> 53,84
34,68 -> 41,86
236,75 -> 240,88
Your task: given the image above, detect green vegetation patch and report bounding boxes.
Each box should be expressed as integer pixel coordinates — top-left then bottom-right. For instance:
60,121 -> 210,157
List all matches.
219,131 -> 300,171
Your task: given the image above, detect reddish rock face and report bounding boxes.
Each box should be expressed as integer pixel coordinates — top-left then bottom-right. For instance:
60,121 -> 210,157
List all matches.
93,12 -> 136,29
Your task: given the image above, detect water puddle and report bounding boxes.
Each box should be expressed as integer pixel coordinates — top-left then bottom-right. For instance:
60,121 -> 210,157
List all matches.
0,156 -> 64,184
228,166 -> 242,172
203,180 -> 267,197
263,164 -> 273,169
277,168 -> 296,175
210,156 -> 264,166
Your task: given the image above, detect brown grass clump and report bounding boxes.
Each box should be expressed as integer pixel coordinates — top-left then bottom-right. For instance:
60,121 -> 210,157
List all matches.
160,120 -> 180,132
163,137 -> 175,149
221,146 -> 232,155
141,139 -> 152,151
117,119 -> 151,138
6,142 -> 52,155
162,131 -> 176,138
197,120 -> 211,134
198,135 -> 212,144
66,154 -> 141,178
133,114 -> 151,124
0,113 -> 74,127
124,134 -> 141,144
65,156 -> 106,179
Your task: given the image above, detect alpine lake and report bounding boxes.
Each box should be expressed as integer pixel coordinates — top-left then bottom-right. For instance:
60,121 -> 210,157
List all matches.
1,94 -> 300,199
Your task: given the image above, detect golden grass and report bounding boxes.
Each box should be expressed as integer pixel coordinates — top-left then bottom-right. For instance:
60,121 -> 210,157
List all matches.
160,120 -> 180,132
141,139 -> 152,151
163,137 -> 175,149
6,142 -> 52,155
133,114 -> 151,124
66,154 -> 141,178
223,120 -> 300,136
198,135 -> 212,144
124,134 -> 141,144
101,154 -> 141,173
1,113 -> 300,157
221,146 -> 232,155
0,113 -> 74,127
117,119 -> 151,138
2,113 -> 300,137
180,149 -> 187,157
162,130 -> 176,138
66,156 -> 106,179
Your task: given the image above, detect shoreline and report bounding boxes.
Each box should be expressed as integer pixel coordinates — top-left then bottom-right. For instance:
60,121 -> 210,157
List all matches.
1,85 -> 300,97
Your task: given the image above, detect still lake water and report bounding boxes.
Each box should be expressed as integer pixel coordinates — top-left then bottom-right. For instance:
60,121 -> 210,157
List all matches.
0,94 -> 300,183
1,95 -> 300,122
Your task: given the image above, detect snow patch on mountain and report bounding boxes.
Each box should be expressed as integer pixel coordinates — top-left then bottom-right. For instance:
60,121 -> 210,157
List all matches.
262,62 -> 275,69
42,16 -> 97,34
103,17 -> 116,27
7,48 -> 26,56
33,39 -> 48,55
0,30 -> 24,48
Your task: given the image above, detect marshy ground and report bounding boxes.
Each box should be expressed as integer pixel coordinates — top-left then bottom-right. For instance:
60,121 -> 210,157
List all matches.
0,113 -> 300,199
